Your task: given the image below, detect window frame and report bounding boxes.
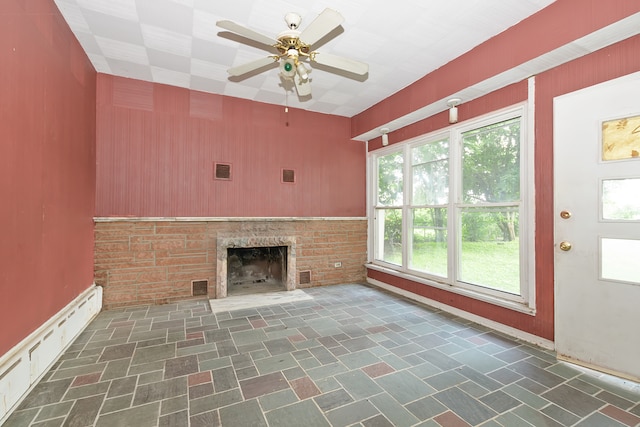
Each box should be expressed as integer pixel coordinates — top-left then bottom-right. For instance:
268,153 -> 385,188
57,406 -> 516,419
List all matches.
368,103 -> 536,313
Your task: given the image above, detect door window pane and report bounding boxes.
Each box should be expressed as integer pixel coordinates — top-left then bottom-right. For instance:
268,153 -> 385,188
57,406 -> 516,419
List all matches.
462,118 -> 520,204
377,152 -> 403,206
602,114 -> 640,161
410,208 -> 447,277
601,238 -> 640,284
412,140 -> 449,205
602,178 -> 640,220
460,207 -> 520,294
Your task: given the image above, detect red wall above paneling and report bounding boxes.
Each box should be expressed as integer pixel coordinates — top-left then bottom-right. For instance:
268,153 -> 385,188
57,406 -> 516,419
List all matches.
352,0 -> 640,138
367,82 -> 529,151
96,75 -> 366,218
0,0 -> 96,356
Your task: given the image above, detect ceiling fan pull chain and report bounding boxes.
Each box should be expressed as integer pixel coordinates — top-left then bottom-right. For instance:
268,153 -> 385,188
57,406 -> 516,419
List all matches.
284,90 -> 289,127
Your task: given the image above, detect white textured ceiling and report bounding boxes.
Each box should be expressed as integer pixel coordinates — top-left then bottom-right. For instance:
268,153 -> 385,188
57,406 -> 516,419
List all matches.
54,0 -> 559,120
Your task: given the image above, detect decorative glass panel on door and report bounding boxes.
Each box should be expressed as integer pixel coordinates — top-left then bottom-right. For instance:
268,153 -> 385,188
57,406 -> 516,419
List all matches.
601,114 -> 640,161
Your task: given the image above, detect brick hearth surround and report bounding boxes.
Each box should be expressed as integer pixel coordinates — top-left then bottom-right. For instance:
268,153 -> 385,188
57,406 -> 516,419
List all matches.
94,219 -> 367,309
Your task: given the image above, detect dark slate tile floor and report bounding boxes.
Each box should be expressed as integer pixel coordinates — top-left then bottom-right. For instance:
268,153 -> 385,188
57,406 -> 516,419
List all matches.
5,283 -> 640,426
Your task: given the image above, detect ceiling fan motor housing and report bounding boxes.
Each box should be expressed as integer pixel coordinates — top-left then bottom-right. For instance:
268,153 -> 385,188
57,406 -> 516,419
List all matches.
276,36 -> 310,56
284,12 -> 301,29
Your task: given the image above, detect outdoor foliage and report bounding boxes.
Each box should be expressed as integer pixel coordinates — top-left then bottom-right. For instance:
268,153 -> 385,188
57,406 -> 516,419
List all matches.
462,118 -> 520,241
376,116 -> 522,293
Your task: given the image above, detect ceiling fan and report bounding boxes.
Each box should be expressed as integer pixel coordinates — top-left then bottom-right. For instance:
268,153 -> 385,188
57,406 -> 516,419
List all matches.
216,8 -> 369,97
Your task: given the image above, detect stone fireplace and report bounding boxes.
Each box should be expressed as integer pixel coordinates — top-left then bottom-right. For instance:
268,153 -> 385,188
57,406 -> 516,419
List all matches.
216,235 -> 296,298
94,219 -> 367,309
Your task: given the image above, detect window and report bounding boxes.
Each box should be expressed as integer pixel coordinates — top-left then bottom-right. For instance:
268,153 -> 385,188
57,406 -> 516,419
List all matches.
410,138 -> 449,278
459,117 -> 521,294
370,106 -> 533,310
374,151 -> 403,265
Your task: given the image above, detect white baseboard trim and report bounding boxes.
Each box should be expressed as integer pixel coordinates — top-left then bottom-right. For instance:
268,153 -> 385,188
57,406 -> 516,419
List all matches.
0,285 -> 102,424
556,355 -> 640,384
367,278 -> 555,351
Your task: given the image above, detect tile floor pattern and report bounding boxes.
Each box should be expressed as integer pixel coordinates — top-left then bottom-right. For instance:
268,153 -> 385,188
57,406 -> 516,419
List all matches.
5,284 -> 640,427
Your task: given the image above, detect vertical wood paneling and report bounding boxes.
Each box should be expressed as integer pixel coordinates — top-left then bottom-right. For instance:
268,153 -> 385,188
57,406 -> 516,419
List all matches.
0,0 -> 96,356
113,77 -> 153,111
154,84 -> 189,114
189,90 -> 223,120
96,75 -> 366,218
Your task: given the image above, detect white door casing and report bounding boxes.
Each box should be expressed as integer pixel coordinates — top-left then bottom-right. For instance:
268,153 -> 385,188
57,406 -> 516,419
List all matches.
554,72 -> 640,381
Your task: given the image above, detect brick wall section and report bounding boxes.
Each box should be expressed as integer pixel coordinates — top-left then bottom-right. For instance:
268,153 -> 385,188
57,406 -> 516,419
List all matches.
94,219 -> 367,309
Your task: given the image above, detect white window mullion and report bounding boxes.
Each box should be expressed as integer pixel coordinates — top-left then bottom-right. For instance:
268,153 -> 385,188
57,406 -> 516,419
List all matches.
367,151 -> 374,263
449,128 -> 461,284
525,76 -> 536,307
402,144 -> 411,271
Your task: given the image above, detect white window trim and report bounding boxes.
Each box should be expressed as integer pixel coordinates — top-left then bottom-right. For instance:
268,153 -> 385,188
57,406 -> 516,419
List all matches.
367,94 -> 536,314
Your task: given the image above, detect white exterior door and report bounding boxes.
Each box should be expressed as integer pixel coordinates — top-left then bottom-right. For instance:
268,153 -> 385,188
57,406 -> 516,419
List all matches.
554,72 -> 640,381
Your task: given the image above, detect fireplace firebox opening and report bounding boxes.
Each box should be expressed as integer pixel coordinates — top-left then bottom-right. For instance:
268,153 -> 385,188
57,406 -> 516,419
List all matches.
216,235 -> 297,299
227,246 -> 286,295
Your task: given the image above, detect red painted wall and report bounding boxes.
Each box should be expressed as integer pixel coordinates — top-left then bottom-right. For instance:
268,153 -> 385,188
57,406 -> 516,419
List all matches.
353,0 -> 640,138
0,0 -> 96,356
359,1 -> 640,341
96,75 -> 366,217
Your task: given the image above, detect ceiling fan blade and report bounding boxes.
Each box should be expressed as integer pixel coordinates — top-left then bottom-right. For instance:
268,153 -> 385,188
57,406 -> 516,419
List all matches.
228,56 -> 278,77
311,52 -> 369,76
294,75 -> 312,97
217,20 -> 275,47
299,8 -> 344,47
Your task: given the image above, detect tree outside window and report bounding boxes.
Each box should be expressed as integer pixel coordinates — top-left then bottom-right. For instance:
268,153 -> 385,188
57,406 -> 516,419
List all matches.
371,109 -> 529,304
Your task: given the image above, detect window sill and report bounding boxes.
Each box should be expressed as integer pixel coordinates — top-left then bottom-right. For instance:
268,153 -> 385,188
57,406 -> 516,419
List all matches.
365,263 -> 536,316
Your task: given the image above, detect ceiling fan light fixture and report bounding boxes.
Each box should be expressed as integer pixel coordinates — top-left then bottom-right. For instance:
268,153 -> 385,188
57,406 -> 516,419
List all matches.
380,127 -> 390,146
447,98 -> 462,124
280,58 -> 297,78
218,8 -> 369,100
296,63 -> 309,80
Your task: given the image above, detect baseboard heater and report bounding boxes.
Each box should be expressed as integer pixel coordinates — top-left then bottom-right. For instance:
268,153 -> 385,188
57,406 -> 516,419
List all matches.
0,285 -> 102,424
